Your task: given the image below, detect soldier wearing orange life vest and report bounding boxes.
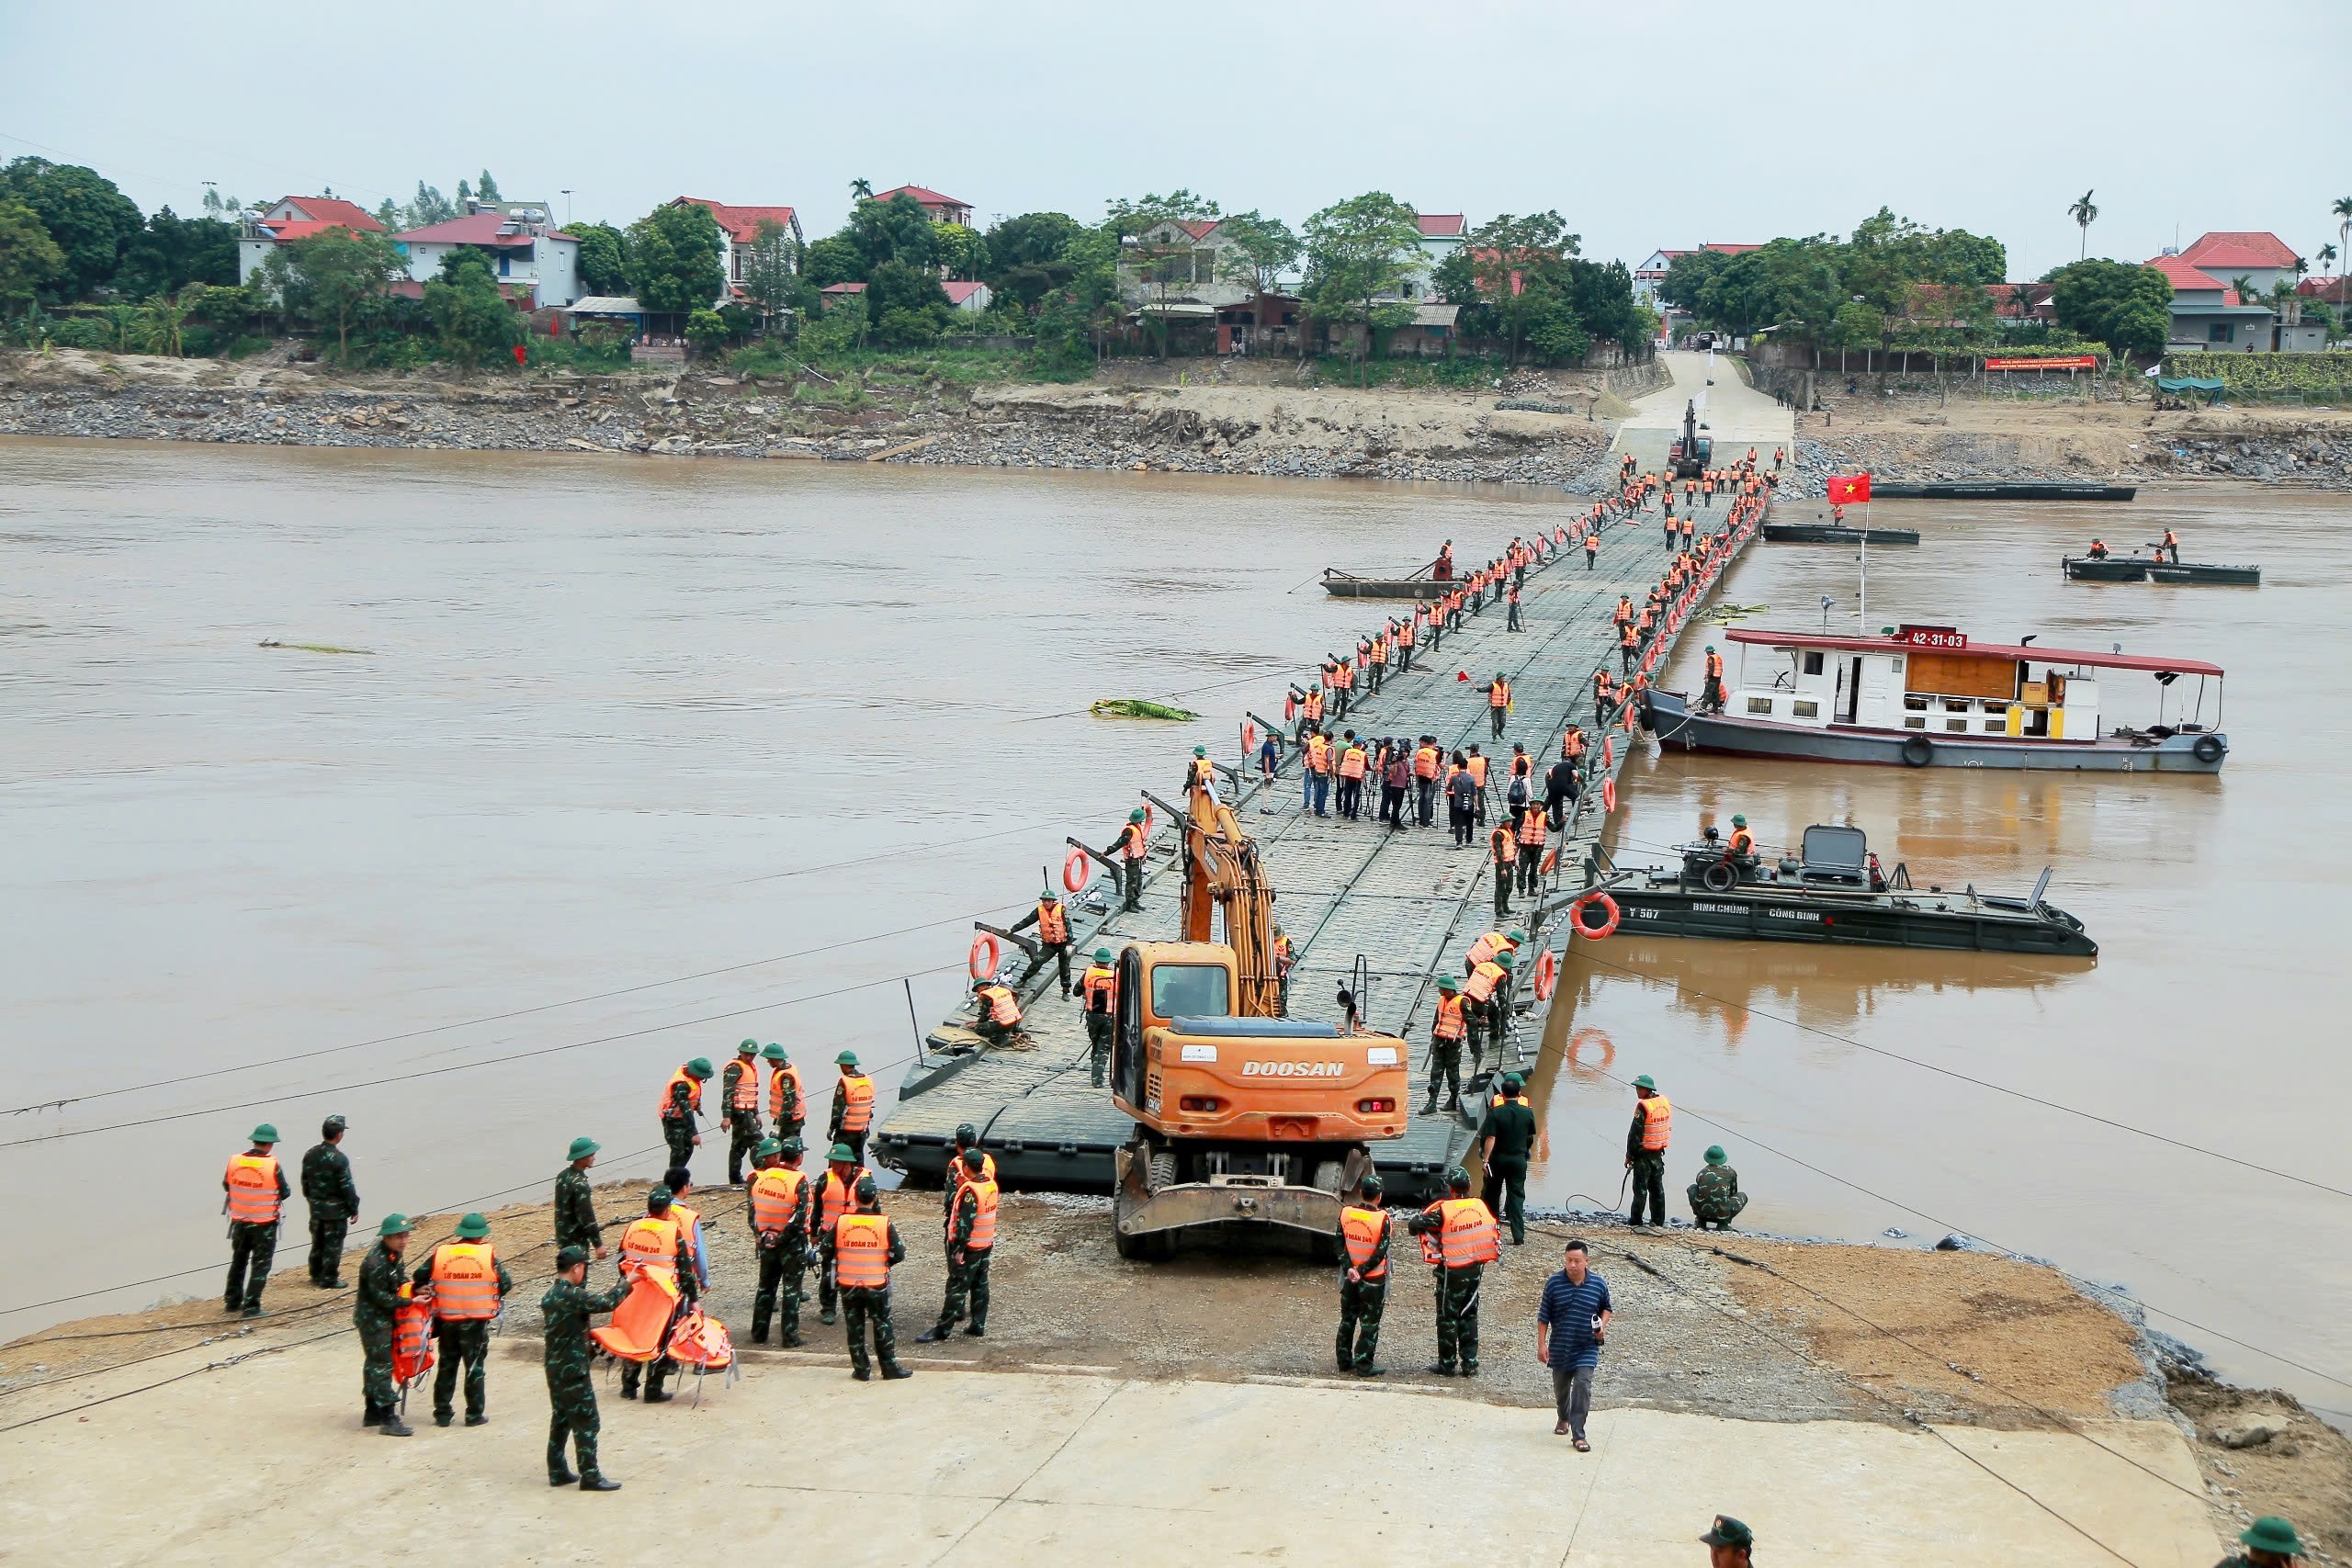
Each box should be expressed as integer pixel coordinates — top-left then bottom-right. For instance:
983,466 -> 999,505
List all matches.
822,1176 -> 910,1380
721,1039 -> 764,1186
222,1122 -> 289,1317
355,1212 -> 414,1435
830,1049 -> 876,1165
762,1043 -> 804,1146
1626,1075 -> 1673,1227
616,1186 -> 693,1404
1487,820 -> 1517,919
1335,1172 -> 1390,1376
1104,808 -> 1148,912
1423,975 -> 1470,1113
918,1145 -> 999,1343
412,1211 -> 513,1427
1012,886 -> 1075,997
746,1137 -> 810,1346
971,978 -> 1023,1051
813,1143 -> 872,1325
1405,1167 -> 1498,1376
1079,946 -> 1118,1086
1516,803 -> 1548,897
658,1056 -> 712,1171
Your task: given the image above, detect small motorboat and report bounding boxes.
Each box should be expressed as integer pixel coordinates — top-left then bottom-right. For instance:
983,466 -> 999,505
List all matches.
2064,555 -> 2148,581
1764,523 -> 1920,545
1322,567 -> 1454,599
1569,825 -> 2097,956
2148,561 -> 2261,586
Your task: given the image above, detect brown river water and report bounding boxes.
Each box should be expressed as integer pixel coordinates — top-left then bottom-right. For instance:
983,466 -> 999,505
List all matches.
1,438 -> 2343,1420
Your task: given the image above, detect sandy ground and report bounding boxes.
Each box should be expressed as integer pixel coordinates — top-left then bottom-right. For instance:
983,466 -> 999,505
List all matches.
1800,391 -> 2352,478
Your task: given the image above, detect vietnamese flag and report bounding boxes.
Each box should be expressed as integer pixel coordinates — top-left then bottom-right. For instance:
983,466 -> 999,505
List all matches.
1826,472 -> 1871,505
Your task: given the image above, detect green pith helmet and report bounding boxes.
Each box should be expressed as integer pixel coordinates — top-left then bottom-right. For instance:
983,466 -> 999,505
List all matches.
828,1143 -> 855,1164
1706,645 -> 1716,653
648,1187 -> 673,1209
737,1038 -> 758,1055
754,1138 -> 782,1159
1705,1145 -> 1727,1166
454,1213 -> 491,1239
1438,976 -> 1458,992
567,1135 -> 600,1161
250,1123 -> 279,1145
1496,671 -> 1506,682
1633,1074 -> 1657,1090
955,1122 -> 978,1145
1360,1173 -> 1384,1199
1041,887 -> 1057,902
1444,1165 -> 1471,1190
1699,1517 -> 1754,1550
1731,814 -> 1747,828
2239,1517 -> 2302,1557
835,1049 -> 859,1067
556,1245 -> 590,1270
964,1146 -> 986,1171
1128,808 -> 1146,823
1495,950 -> 1514,966
1193,745 -> 1206,758
1508,929 -> 1525,943
1502,1073 -> 1524,1093
779,1137 -> 804,1158
684,1057 -> 713,1079
1094,946 -> 1113,963
378,1213 -> 413,1237
762,1043 -> 786,1062
854,1176 -> 879,1202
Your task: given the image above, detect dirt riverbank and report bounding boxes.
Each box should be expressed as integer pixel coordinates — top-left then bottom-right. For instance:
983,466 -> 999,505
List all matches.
4,1179 -> 2340,1555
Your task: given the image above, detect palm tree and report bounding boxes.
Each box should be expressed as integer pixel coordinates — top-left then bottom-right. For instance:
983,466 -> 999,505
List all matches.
2320,243 -> 2340,278
2068,189 -> 2098,260
849,178 -> 873,202
2228,275 -> 2256,306
2335,197 -> 2352,295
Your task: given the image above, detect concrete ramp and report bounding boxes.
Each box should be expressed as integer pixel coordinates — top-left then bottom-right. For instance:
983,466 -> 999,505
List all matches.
1611,349 -> 1794,473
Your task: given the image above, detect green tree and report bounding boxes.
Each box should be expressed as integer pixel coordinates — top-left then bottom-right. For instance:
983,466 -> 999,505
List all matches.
0,157 -> 143,298
739,219 -> 798,326
424,251 -> 525,367
983,211 -> 1083,279
0,198 -> 66,314
403,183 -> 458,229
1461,211 -> 1577,364
849,177 -> 873,202
571,221 -> 628,295
119,208 -> 239,298
2048,259 -> 2171,357
1524,295 -> 1589,364
1301,192 -> 1424,367
144,290 -> 190,356
1215,209 -> 1300,295
373,198 -> 398,230
261,225 -> 407,357
845,192 -> 937,273
2067,189 -> 2098,261
476,170 -> 501,203
1563,257 -> 1644,352
684,308 -> 730,357
1104,192 -> 1220,354
1658,247 -> 1735,313
803,291 -> 867,353
865,257 -> 949,344
801,233 -> 864,289
2335,197 -> 2352,292
932,220 -> 989,281
626,201 -> 725,315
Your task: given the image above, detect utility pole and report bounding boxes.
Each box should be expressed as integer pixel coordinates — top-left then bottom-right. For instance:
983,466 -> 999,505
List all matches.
560,189 -> 572,225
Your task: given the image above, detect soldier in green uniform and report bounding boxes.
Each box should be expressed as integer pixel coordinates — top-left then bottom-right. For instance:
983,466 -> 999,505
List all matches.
1687,1145 -> 1749,1230
720,1039 -> 764,1186
553,1136 -> 606,1259
1078,946 -> 1117,1088
222,1122 -> 289,1318
300,1114 -> 359,1288
917,1146 -> 996,1343
2217,1516 -> 2305,1568
764,1043 -> 804,1145
1334,1173 -> 1389,1377
354,1213 -> 413,1436
748,1137 -> 810,1347
1700,1515 -> 1755,1567
1625,1074 -> 1670,1227
660,1056 -> 712,1170
541,1246 -> 628,1492
411,1212 -> 514,1427
1423,976 -> 1465,1115
820,1176 -> 910,1380
1406,1167 -> 1495,1377
1478,1073 -> 1538,1245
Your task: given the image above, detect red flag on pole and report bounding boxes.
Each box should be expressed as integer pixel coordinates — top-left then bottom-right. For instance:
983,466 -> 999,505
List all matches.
1826,472 -> 1871,506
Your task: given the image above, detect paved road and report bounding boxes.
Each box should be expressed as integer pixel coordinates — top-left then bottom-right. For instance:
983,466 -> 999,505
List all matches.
1611,349 -> 1794,475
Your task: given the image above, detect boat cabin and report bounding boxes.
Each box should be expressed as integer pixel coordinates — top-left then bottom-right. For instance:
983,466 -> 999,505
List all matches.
1723,626 -> 2224,740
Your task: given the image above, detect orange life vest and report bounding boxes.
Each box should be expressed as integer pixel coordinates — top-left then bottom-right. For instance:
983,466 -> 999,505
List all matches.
818,1168 -> 868,1234
1080,964 -> 1117,1013
978,986 -> 1022,1027
1565,731 -> 1585,758
1340,1205 -> 1388,1279
1438,1197 -> 1499,1268
658,1066 -> 703,1120
834,1213 -> 891,1288
1728,829 -> 1755,857
768,1061 -> 804,1119
1614,599 -> 1631,625
1306,735 -> 1330,773
427,1241 -> 502,1321
1432,995 -> 1467,1042
727,1056 -> 763,1111
948,1150 -> 999,1195
223,1154 -> 281,1224
1488,827 -> 1516,865
837,1073 -> 876,1131
619,1213 -> 682,1278
1467,755 -> 1488,786
1518,805 -> 1548,847
1414,746 -> 1440,780
1639,1093 -> 1673,1151
1488,678 -> 1510,709
956,1179 -> 1001,1252
1463,959 -> 1508,1003
1305,690 -> 1324,721
1340,744 -> 1367,779
1464,930 -> 1511,967
748,1166 -> 808,1233
1119,821 -> 1149,860
1369,638 -> 1386,665
1037,899 -> 1069,944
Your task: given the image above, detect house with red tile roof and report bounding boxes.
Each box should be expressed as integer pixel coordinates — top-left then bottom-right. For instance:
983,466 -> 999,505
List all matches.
669,198 -> 804,304
872,186 -> 973,227
236,196 -> 387,289
393,209 -> 582,309
2144,252 -> 2288,351
1633,243 -> 1760,305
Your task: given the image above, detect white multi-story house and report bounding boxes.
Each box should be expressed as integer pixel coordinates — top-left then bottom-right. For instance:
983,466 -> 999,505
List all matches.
393,210 -> 582,309
668,198 -> 804,305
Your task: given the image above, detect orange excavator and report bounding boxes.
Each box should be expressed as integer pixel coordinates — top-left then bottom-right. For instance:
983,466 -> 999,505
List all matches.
1108,778 -> 1411,1260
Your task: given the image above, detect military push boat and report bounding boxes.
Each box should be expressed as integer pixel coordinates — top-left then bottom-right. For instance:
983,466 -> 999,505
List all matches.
2064,555 -> 2261,586
1573,825 -> 2097,956
1763,523 -> 1921,546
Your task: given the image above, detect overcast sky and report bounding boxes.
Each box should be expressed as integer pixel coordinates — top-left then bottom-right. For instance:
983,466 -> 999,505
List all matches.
6,0 -> 2350,278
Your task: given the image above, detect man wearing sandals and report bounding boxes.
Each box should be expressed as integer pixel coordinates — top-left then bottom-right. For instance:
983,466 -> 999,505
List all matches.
1536,1238 -> 1612,1450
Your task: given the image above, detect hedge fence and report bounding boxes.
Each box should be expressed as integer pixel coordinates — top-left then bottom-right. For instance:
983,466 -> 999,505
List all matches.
2162,351 -> 2352,391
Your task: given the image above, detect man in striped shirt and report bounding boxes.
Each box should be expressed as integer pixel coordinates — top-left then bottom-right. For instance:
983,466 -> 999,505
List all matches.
1535,1239 -> 1612,1450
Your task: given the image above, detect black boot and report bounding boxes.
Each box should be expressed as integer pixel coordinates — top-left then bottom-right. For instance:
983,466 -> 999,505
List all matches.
963,1324 -> 985,1337
916,1325 -> 951,1343
362,1405 -> 385,1427
379,1414 -> 413,1437
880,1363 -> 913,1381
581,1475 -> 622,1492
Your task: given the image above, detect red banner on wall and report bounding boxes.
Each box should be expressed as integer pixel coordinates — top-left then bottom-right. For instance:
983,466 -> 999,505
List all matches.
1984,355 -> 2097,370
1826,472 -> 1871,505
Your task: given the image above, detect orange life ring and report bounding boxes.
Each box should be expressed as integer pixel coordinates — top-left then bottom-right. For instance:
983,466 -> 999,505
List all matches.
1569,891 -> 1620,940
1533,948 -> 1559,1000
1062,848 -> 1090,892
1602,736 -> 1613,768
1141,803 -> 1154,836
1242,721 -> 1256,752
1602,777 -> 1617,812
968,931 -> 1000,979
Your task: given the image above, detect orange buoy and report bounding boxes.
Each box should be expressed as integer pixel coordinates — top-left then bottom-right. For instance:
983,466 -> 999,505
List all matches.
1602,777 -> 1616,812
1062,847 -> 1090,892
968,931 -> 1000,979
1534,948 -> 1559,999
1569,891 -> 1620,940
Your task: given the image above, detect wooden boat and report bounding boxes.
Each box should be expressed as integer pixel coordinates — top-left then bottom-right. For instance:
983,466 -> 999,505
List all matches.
1873,480 -> 2135,502
1763,523 -> 1920,545
2064,556 -> 2148,581
1322,568 -> 1455,599
1644,625 -> 2228,773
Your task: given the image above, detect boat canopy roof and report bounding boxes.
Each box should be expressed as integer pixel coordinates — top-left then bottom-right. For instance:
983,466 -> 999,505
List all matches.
1724,627 -> 2223,677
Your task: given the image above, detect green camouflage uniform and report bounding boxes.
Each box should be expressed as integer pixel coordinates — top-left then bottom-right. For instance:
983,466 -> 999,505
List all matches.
661,1076 -> 698,1169
540,1273 -> 628,1483
820,1210 -> 907,1377
353,1240 -> 407,1416
1626,1106 -> 1668,1225
1084,1011 -> 1114,1088
1478,1098 -> 1538,1244
300,1140 -> 360,1286
412,1246 -> 515,1422
1406,1202 -> 1487,1373
750,1174 -> 811,1345
772,1072 -> 805,1145
721,1057 -> 763,1185
552,1165 -> 603,1253
1334,1212 -> 1388,1374
930,1181 -> 992,1336
222,1155 -> 290,1312
1688,1163 -> 1749,1229
618,1221 -> 695,1400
